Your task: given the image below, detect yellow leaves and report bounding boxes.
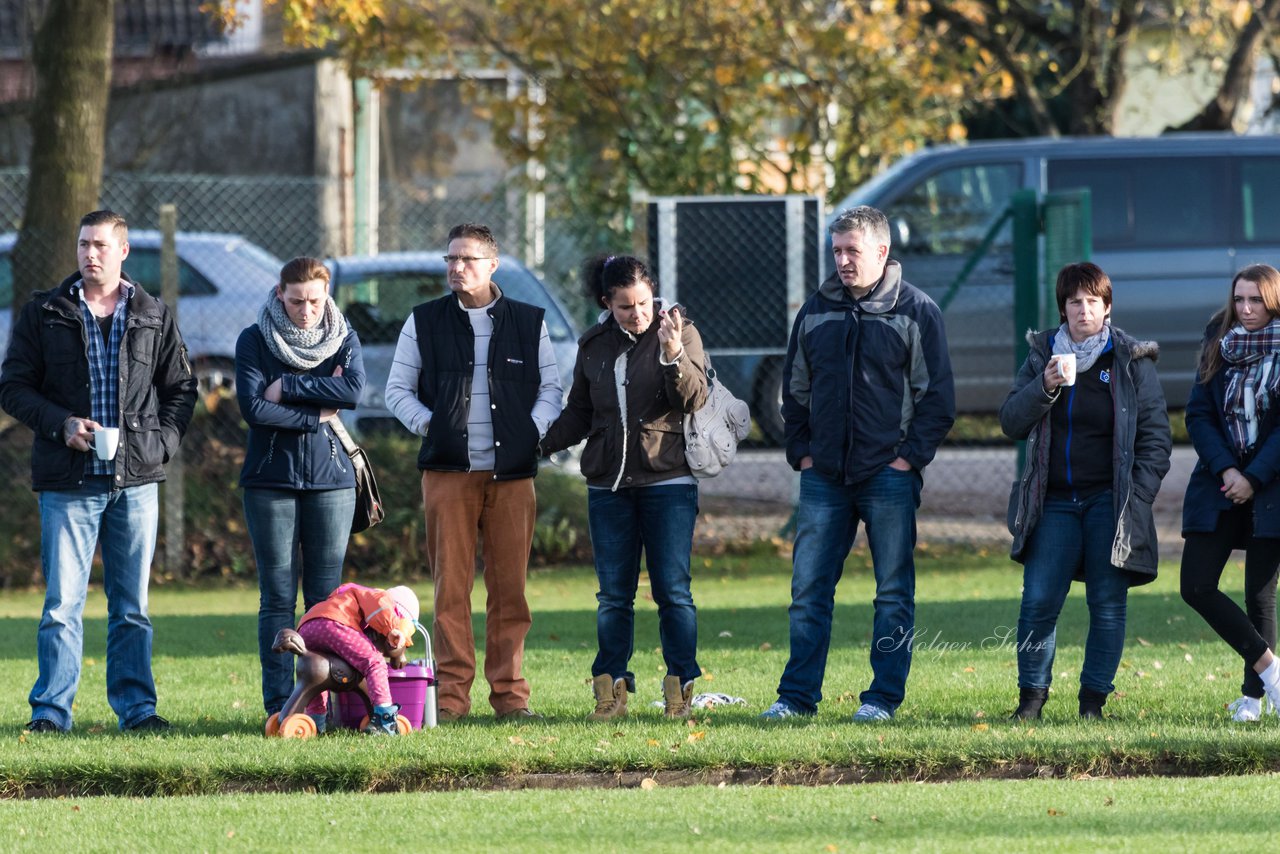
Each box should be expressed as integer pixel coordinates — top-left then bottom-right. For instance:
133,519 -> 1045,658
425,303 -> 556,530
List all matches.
687,730 -> 707,743
971,722 -> 989,732
1232,0 -> 1253,29
1047,808 -> 1065,817
647,738 -> 661,747
640,777 -> 659,790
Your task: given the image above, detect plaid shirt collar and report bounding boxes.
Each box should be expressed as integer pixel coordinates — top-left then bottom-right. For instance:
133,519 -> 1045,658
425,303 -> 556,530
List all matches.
74,279 -> 134,476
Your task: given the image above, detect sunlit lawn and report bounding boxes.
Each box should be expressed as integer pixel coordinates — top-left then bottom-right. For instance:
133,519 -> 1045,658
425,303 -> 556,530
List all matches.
0,546 -> 1277,799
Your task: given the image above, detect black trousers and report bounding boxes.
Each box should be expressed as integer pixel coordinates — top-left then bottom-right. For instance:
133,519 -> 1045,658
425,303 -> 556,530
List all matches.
1180,503 -> 1280,698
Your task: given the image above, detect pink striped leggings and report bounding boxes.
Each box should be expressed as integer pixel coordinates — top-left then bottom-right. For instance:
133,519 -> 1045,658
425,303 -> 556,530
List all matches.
297,618 -> 391,714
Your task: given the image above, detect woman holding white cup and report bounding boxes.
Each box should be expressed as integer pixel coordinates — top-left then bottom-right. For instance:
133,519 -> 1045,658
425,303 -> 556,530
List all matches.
1000,262 -> 1172,720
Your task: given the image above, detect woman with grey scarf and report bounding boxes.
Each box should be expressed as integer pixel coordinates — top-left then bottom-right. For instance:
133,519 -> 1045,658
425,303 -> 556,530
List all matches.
1181,264 -> 1280,722
235,256 -> 366,719
1001,263 -> 1172,722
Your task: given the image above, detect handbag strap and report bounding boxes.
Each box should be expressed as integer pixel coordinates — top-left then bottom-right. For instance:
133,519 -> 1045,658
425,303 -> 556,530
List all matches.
327,417 -> 359,456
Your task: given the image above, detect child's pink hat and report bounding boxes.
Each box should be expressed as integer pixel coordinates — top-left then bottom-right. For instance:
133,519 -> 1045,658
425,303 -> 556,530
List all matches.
387,586 -> 420,622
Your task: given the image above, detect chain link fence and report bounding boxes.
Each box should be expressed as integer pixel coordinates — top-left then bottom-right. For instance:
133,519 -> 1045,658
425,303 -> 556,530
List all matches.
0,168 -> 1069,586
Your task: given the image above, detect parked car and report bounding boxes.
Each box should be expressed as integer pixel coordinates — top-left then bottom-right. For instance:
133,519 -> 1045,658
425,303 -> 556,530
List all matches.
326,252 -> 579,434
827,132 -> 1280,412
0,230 -> 283,394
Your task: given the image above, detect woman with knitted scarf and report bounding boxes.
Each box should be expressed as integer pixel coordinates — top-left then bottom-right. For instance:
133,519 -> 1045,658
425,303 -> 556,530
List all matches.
1001,263 -> 1172,721
235,256 -> 366,718
1181,264 -> 1280,722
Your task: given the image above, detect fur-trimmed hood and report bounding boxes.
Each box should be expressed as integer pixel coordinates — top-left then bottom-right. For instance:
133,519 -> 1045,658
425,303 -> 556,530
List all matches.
1023,326 -> 1160,362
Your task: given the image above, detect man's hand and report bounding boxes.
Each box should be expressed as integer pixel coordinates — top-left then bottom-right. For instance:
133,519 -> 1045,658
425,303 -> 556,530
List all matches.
799,455 -> 813,471
63,416 -> 102,452
888,457 -> 912,472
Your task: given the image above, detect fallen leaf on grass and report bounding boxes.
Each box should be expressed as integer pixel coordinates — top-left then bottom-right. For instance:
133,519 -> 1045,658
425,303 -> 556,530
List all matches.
647,739 -> 661,747
1185,653 -> 1194,663
1104,797 -> 1115,807
687,730 -> 707,742
972,723 -> 989,732
1136,637 -> 1152,647
1047,808 -> 1064,817
509,736 -> 529,746
870,815 -> 881,823
718,631 -> 733,638
826,846 -> 839,853
759,642 -> 772,651
640,778 -> 658,790
962,666 -> 975,673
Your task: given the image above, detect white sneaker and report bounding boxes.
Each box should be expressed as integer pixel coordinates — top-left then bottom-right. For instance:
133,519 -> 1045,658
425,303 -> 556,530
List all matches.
1228,695 -> 1262,722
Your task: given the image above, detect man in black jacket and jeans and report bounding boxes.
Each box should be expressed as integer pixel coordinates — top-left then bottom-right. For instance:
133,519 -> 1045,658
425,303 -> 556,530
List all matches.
761,206 -> 955,723
0,210 -> 196,734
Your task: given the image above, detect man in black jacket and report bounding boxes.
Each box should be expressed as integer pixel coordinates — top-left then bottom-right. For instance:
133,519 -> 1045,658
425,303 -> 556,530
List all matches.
384,222 -> 562,722
0,210 -> 196,734
761,206 -> 955,723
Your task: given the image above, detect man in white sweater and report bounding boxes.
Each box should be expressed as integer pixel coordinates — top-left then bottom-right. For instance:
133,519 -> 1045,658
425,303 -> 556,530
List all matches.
385,223 -> 562,721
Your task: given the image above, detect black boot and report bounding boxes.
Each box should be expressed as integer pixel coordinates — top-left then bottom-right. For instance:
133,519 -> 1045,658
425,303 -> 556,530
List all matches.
1079,688 -> 1108,720
1011,687 -> 1048,721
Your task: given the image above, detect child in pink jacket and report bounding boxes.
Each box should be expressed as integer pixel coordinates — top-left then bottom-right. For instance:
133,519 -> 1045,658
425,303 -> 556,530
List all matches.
297,583 -> 419,734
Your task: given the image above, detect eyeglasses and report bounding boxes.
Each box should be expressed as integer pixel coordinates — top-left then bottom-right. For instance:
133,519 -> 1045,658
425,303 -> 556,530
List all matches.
442,255 -> 494,265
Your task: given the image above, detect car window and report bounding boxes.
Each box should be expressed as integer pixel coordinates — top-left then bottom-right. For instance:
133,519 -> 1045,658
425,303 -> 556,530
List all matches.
887,162 -> 1022,255
1049,157 -> 1229,248
1239,158 -> 1280,244
491,268 -> 574,341
336,273 -> 449,344
123,249 -> 217,296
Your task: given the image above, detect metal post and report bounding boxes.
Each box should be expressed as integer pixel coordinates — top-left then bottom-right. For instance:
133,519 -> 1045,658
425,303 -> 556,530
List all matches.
352,77 -> 379,256
159,204 -> 184,579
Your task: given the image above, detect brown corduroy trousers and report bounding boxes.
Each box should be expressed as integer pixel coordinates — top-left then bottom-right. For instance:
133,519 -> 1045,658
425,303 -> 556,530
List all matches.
422,470 -> 535,716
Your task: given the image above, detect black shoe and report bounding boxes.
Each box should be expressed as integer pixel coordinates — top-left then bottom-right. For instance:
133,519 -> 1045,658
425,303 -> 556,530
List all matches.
1079,689 -> 1108,720
25,718 -> 64,734
125,714 -> 172,733
1011,687 -> 1048,721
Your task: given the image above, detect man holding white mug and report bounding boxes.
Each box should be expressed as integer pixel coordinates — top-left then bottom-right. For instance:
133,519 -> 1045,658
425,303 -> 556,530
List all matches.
0,210 -> 196,734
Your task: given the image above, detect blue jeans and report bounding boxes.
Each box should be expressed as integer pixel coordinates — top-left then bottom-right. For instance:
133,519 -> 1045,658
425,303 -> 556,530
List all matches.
1017,490 -> 1128,695
31,480 -> 159,730
777,466 -> 921,714
243,487 -> 356,714
587,484 -> 701,686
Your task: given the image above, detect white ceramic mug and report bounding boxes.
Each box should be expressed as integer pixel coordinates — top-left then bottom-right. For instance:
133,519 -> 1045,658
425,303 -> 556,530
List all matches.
92,426 -> 120,461
1055,353 -> 1077,386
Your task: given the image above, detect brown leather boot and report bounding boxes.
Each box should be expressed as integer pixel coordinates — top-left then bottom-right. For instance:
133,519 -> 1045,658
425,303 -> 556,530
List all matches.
663,675 -> 694,719
587,674 -> 628,721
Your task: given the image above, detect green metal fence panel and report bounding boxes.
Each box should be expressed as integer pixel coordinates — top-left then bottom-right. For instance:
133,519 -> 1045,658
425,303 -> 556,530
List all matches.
1040,188 -> 1093,329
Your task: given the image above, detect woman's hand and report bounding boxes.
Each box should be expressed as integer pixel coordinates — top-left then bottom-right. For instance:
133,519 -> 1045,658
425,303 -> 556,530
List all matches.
1042,358 -> 1066,394
264,378 -> 283,403
657,306 -> 684,362
1222,467 -> 1255,504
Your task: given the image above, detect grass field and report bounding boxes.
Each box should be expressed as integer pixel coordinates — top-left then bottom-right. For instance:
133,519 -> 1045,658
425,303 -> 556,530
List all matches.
4,775 -> 1280,852
2,546 -> 1279,800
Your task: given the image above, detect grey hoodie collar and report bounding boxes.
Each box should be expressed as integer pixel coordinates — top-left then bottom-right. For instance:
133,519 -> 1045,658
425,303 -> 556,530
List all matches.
817,260 -> 903,313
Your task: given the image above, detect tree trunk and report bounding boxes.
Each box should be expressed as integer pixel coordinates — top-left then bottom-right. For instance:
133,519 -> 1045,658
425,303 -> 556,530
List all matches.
1169,0 -> 1280,132
11,0 -> 114,318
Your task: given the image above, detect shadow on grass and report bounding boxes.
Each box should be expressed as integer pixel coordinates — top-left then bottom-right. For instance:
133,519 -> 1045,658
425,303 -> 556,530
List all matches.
0,587 -> 1207,662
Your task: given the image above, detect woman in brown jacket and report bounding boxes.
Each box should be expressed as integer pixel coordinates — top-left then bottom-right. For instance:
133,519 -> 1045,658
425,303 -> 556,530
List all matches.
543,254 -> 709,721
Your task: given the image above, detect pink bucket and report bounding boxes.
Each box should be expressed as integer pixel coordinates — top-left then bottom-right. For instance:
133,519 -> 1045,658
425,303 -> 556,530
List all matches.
335,662 -> 435,730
